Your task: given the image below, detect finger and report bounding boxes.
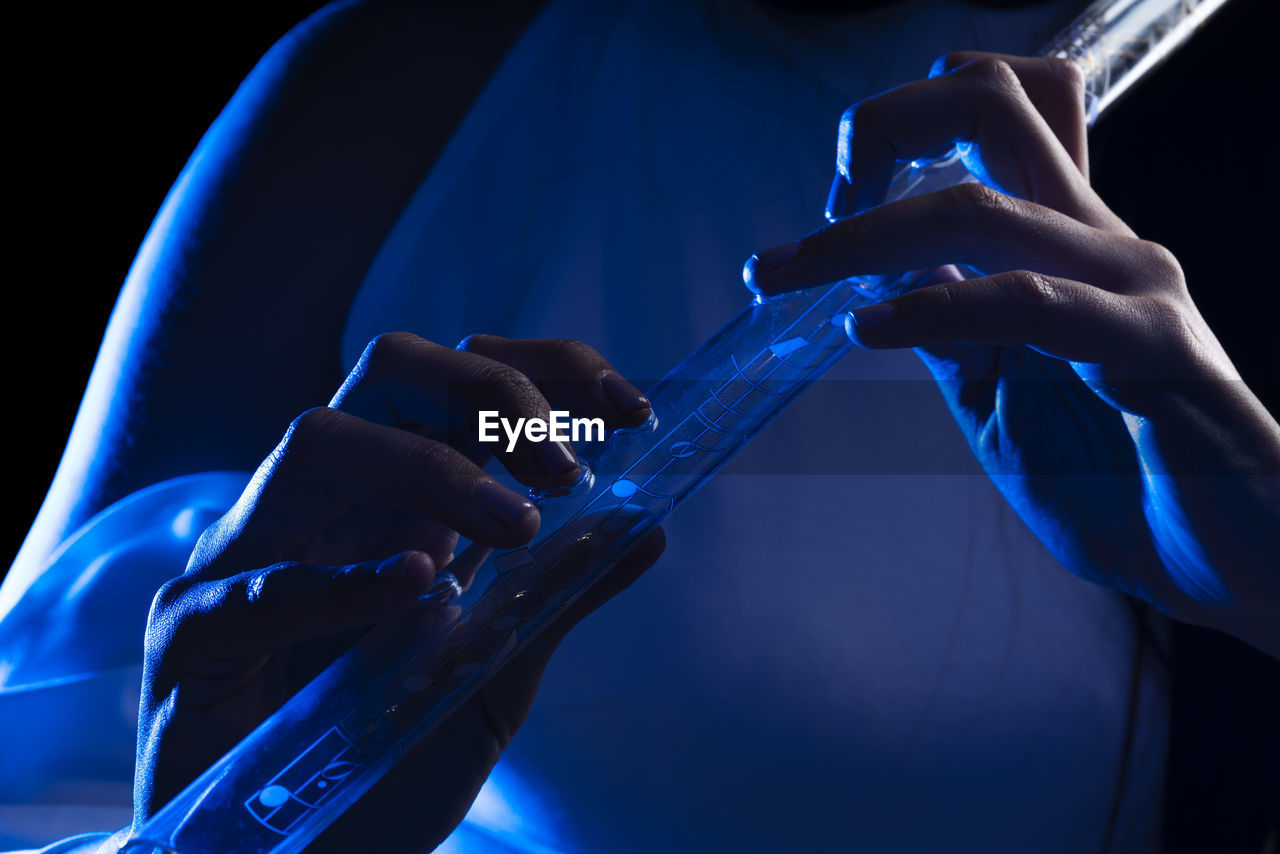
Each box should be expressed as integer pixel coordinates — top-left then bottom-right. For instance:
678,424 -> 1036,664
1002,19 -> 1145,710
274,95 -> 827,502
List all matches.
828,56 -> 1116,229
315,527 -> 666,849
331,332 -> 582,489
442,540 -> 492,590
930,52 -> 1090,174
842,270 -> 1139,365
458,334 -> 652,427
157,551 -> 439,691
881,264 -> 1002,378
247,406 -> 539,550
302,501 -> 462,570
748,183 -> 1146,297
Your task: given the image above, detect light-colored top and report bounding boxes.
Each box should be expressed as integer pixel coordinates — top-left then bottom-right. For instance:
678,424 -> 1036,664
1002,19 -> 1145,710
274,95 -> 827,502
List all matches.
343,1 -> 1168,852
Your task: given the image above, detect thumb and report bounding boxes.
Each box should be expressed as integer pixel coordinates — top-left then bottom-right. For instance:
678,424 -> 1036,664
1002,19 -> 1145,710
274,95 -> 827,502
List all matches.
164,551 -> 440,667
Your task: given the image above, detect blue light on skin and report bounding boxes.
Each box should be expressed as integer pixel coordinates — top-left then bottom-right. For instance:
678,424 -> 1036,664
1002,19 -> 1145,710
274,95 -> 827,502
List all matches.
923,60 -> 1016,194
1126,413 -> 1235,607
954,140 -> 1013,196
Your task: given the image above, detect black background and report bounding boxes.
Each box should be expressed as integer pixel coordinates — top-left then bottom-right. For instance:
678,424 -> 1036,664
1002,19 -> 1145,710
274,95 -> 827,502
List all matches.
7,2 -> 328,567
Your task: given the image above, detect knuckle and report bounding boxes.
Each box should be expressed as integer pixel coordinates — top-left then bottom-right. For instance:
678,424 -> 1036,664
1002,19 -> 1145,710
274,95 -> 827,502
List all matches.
944,181 -> 1012,217
1043,56 -> 1085,94
933,51 -> 970,76
924,282 -> 957,312
360,331 -> 422,376
548,337 -> 598,368
1134,295 -> 1203,361
916,283 -> 958,333
144,576 -> 200,661
271,408 -> 344,475
472,361 -> 546,415
1137,294 -> 1187,333
1134,240 -> 1184,284
838,103 -> 858,134
149,577 -> 187,623
457,333 -> 498,353
286,406 -> 342,451
837,100 -> 886,174
242,564 -> 286,611
847,97 -> 892,145
1005,270 -> 1063,307
839,98 -> 884,150
409,437 -> 467,481
961,57 -> 1021,95
845,97 -> 878,128
474,361 -> 534,395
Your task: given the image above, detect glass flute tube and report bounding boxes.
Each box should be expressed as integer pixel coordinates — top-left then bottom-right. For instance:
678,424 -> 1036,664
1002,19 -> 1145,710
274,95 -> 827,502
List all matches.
124,0 -> 1231,850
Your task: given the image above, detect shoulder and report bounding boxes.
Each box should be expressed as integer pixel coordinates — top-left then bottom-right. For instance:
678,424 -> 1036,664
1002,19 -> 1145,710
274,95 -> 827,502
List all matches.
9,0 -> 552,570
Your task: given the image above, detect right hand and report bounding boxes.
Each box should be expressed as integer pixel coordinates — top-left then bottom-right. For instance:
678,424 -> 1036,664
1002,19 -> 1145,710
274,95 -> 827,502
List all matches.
132,332 -> 664,852
744,54 -> 1280,653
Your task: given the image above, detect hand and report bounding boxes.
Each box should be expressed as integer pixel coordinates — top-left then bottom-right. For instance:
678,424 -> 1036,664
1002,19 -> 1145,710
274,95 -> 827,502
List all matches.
744,54 -> 1280,654
132,332 -> 664,851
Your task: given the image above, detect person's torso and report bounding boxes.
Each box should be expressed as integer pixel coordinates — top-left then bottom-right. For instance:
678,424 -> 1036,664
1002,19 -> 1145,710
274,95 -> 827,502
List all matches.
344,2 -> 1168,850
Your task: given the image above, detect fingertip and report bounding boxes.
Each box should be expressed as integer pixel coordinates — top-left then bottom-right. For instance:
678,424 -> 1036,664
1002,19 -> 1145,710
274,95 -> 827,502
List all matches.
742,255 -> 765,295
474,479 -> 542,547
849,302 -> 896,331
403,550 -> 438,588
600,371 -> 652,425
742,257 -> 778,297
476,479 -> 538,529
743,245 -> 799,297
508,505 -> 542,547
376,550 -> 437,592
843,303 -> 896,348
533,440 -> 582,482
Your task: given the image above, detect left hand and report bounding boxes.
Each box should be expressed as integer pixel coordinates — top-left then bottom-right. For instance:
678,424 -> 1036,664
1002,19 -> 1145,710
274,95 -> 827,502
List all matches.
743,53 -> 1280,654
132,333 -> 664,851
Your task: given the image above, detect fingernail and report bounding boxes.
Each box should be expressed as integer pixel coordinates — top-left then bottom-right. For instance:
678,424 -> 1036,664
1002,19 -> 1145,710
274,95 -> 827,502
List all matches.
476,479 -> 536,527
534,439 -> 579,478
847,302 -> 896,332
825,174 -> 851,222
751,242 -> 802,273
601,372 -> 651,418
375,553 -> 409,580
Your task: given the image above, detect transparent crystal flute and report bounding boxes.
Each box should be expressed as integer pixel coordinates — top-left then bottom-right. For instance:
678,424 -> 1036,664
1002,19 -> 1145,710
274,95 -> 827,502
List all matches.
124,0 -> 1230,850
